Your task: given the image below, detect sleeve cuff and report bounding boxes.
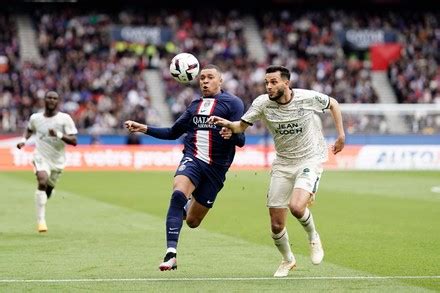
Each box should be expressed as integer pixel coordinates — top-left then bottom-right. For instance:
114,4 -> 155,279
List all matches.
241,119 -> 253,126
324,98 -> 331,109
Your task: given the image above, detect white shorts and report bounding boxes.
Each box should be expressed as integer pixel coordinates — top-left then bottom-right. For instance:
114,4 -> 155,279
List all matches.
32,153 -> 63,187
267,161 -> 323,208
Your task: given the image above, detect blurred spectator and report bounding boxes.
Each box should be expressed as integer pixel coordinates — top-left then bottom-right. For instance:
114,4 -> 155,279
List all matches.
126,133 -> 141,145
0,8 -> 438,135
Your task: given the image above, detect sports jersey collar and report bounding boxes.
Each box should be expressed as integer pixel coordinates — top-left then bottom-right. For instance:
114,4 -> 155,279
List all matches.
44,111 -> 59,118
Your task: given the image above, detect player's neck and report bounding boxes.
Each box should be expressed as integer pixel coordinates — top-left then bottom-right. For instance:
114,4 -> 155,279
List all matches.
203,89 -> 222,98
44,110 -> 58,117
276,88 -> 293,105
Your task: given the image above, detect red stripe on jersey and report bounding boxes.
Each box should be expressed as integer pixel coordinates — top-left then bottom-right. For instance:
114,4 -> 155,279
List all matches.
208,128 -> 212,164
209,98 -> 217,115
196,99 -> 204,114
193,130 -> 198,157
208,98 -> 216,164
194,100 -> 203,157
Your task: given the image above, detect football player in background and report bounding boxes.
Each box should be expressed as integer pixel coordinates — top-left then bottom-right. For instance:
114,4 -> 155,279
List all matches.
209,65 -> 345,277
125,64 -> 245,271
17,91 -> 78,233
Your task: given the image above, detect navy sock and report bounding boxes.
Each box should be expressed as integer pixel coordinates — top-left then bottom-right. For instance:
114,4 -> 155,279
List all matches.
166,190 -> 188,249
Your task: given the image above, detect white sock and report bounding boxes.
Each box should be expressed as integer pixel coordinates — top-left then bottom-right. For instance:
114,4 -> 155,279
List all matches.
35,190 -> 47,224
298,208 -> 318,241
271,228 -> 294,262
166,247 -> 177,254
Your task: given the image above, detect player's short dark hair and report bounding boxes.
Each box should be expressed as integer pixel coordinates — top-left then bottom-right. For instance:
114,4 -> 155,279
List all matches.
202,64 -> 222,74
45,91 -> 59,99
266,65 -> 290,81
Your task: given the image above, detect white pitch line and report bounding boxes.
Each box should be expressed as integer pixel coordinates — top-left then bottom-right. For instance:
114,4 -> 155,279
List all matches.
1,276 -> 440,283
431,186 -> 440,193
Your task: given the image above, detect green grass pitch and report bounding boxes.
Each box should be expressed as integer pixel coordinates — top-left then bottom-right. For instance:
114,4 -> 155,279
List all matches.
1,170 -> 439,291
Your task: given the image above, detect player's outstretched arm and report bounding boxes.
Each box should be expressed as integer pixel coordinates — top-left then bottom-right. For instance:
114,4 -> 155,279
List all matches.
328,98 -> 345,154
208,116 -> 249,134
125,120 -> 148,134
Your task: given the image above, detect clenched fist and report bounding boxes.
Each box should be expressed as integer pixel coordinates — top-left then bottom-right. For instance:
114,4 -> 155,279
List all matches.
124,120 -> 148,133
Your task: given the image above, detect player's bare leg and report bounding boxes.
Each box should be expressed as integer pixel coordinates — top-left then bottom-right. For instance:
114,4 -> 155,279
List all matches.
35,171 -> 49,233
289,188 -> 324,265
185,199 -> 209,229
270,208 -> 296,277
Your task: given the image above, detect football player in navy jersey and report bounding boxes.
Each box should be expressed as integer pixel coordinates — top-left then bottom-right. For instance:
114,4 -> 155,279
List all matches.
125,64 -> 245,271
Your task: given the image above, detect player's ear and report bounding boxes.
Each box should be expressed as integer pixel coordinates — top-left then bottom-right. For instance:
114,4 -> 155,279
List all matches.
216,69 -> 223,83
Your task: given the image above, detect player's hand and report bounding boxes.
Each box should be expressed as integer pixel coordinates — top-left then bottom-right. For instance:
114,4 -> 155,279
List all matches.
220,127 -> 232,139
48,129 -> 63,139
207,116 -> 230,127
124,120 -> 147,133
332,136 -> 345,155
48,129 -> 56,137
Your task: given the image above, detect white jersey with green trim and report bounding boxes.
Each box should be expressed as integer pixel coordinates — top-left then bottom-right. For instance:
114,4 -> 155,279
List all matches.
28,112 -> 78,169
242,89 -> 330,164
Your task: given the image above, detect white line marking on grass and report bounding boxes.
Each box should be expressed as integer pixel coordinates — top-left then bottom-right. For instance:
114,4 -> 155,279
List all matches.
1,276 -> 440,283
431,186 -> 440,193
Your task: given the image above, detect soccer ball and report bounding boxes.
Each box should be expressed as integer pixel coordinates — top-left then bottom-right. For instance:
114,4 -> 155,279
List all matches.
169,53 -> 200,84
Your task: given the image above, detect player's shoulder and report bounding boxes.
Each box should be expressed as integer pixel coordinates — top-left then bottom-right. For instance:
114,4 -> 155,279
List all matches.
29,111 -> 44,121
219,91 -> 244,107
293,88 -> 330,109
57,111 -> 72,117
56,111 -> 74,120
252,94 -> 270,106
293,88 -> 329,100
220,91 -> 241,101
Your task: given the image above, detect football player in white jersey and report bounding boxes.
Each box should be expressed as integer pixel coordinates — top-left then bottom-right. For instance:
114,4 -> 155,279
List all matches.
208,65 -> 345,277
16,91 -> 78,233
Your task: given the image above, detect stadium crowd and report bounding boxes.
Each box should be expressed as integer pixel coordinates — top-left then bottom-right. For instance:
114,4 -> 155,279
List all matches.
388,13 -> 439,104
259,10 -> 379,104
0,8 -> 439,135
0,13 -> 20,132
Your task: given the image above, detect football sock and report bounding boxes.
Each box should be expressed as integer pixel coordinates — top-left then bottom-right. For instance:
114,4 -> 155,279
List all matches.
166,190 -> 188,249
166,247 -> 177,254
271,227 -> 294,262
298,208 -> 318,241
35,190 -> 47,224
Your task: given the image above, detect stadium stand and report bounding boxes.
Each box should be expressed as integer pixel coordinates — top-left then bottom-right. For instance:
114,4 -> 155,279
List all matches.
0,5 -> 438,135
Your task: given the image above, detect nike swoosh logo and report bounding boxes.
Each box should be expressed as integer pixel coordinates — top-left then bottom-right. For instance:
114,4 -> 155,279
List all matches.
169,227 -> 179,231
207,200 -> 213,204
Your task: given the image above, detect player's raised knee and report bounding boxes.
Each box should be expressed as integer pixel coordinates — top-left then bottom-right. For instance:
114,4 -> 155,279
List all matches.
289,203 -> 306,219
186,218 -> 201,229
271,222 -> 285,234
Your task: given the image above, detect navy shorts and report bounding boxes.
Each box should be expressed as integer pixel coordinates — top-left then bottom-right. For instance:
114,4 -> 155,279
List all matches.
175,156 -> 228,208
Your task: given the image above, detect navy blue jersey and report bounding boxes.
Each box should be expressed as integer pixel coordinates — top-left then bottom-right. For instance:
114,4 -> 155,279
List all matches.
147,90 -> 245,167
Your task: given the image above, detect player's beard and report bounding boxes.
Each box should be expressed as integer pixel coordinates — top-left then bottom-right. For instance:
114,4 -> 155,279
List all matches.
45,102 -> 58,115
268,88 -> 284,101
